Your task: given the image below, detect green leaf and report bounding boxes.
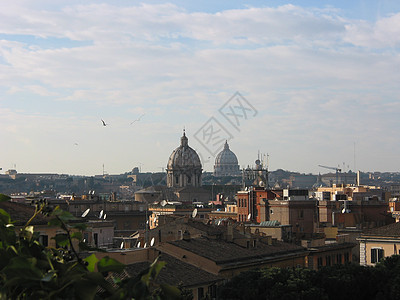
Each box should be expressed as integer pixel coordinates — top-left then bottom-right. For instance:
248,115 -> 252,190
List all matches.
160,283 -> 182,299
41,271 -> 56,282
0,194 -> 11,202
53,234 -> 69,247
142,258 -> 166,283
25,225 -> 34,234
48,218 -> 62,227
73,278 -> 99,300
3,257 -> 42,281
51,208 -> 77,222
97,256 -> 125,274
0,209 -> 11,223
71,232 -> 83,241
84,254 -> 99,272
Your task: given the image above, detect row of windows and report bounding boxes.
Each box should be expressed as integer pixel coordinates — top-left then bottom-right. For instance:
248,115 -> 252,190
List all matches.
238,198 -> 247,207
317,252 -> 350,268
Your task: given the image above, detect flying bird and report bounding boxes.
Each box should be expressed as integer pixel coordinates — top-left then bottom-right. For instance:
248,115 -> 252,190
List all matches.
73,143 -> 79,146
101,119 -> 108,126
130,114 -> 145,125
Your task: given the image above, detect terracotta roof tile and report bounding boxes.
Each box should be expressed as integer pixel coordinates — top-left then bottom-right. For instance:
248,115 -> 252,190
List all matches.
0,201 -> 50,225
362,222 -> 400,237
168,236 -> 305,264
125,253 -> 222,288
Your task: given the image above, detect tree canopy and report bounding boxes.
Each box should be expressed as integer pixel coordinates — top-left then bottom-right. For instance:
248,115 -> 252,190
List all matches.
0,193 -> 183,299
218,254 -> 400,300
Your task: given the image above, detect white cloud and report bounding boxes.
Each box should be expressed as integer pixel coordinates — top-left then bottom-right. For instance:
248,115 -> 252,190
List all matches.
0,2 -> 400,174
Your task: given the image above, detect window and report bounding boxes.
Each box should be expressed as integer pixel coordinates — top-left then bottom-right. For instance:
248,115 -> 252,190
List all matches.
298,210 -> 304,219
326,255 -> 331,266
175,176 -> 179,184
317,257 -> 323,268
198,287 -> 204,299
208,285 -> 217,298
371,248 -> 384,263
94,233 -> 98,247
344,252 -> 350,263
39,235 -> 48,247
187,175 -> 191,183
336,253 -> 342,264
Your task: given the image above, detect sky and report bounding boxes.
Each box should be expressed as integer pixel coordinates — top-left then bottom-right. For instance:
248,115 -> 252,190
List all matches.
1,0 -> 400,176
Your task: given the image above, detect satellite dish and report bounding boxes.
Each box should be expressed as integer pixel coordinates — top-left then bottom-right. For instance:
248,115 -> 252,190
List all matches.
99,210 -> 104,219
137,241 -> 141,248
192,208 -> 198,218
247,213 -> 251,220
103,213 -> 107,220
144,243 -> 147,248
81,208 -> 90,218
120,241 -> 124,249
150,237 -> 155,247
160,200 -> 167,207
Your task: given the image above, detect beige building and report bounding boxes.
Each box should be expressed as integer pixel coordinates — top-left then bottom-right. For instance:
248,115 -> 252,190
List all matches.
358,222 -> 400,266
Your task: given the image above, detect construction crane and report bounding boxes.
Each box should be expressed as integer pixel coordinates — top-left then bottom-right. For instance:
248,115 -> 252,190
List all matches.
318,165 -> 342,185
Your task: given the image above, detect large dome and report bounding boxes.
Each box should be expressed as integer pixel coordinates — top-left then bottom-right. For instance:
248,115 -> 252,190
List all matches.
214,141 -> 240,176
167,132 -> 202,169
215,141 -> 239,166
167,131 -> 202,188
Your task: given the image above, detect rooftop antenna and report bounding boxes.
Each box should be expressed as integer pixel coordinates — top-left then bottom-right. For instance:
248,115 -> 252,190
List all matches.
81,208 -> 90,218
354,141 -> 356,171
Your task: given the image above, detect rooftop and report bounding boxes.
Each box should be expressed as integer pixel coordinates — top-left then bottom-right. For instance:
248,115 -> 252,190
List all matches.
168,236 -> 305,265
124,252 -> 222,288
